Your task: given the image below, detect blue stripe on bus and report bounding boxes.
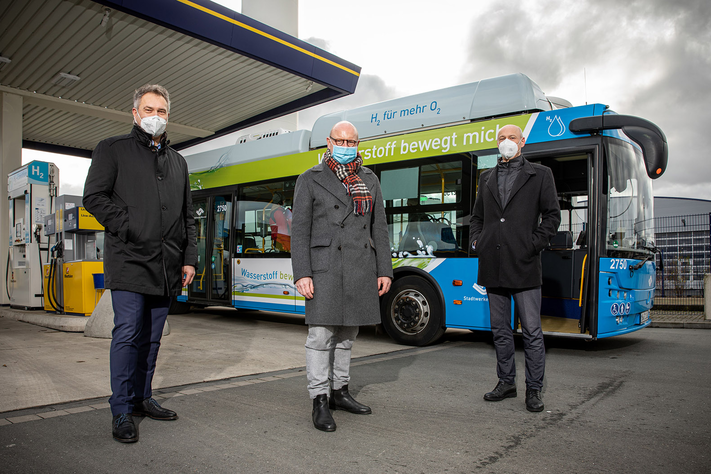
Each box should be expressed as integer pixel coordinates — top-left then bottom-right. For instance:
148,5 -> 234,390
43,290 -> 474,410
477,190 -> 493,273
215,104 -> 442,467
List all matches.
232,300 -> 303,314
597,319 -> 652,339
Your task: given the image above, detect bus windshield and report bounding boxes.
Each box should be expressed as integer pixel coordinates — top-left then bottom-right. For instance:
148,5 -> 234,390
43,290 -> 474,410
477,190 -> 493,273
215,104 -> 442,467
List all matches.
605,137 -> 655,256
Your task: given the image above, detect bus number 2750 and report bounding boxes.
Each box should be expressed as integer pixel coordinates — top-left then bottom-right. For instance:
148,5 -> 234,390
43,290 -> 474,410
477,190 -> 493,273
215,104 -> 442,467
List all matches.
609,259 -> 628,270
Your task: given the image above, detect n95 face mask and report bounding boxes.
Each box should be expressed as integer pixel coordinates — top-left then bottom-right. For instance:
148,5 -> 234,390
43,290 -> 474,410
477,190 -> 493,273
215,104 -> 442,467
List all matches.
136,111 -> 167,137
498,139 -> 520,160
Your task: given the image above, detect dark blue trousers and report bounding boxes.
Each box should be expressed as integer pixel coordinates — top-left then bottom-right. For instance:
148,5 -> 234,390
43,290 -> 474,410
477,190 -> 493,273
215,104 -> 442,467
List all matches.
109,291 -> 171,416
487,287 -> 545,391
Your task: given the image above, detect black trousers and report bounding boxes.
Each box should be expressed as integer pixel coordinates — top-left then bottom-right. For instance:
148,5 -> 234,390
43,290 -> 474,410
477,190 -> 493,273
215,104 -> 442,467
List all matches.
487,286 -> 545,391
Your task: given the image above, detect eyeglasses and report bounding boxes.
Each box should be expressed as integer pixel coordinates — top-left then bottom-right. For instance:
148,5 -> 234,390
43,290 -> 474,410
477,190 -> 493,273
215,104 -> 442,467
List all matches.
329,136 -> 358,147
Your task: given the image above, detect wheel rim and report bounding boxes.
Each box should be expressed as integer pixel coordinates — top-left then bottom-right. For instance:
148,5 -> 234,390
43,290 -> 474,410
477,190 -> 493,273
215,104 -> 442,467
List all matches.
389,288 -> 431,335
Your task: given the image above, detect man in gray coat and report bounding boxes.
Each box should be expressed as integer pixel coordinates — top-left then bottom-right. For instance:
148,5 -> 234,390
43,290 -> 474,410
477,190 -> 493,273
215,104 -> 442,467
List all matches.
292,121 -> 393,432
470,124 -> 560,413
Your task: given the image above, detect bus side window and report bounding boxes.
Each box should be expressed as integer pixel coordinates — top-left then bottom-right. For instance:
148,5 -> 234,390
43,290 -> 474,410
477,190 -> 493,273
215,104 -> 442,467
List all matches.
380,155 -> 470,258
234,181 -> 295,257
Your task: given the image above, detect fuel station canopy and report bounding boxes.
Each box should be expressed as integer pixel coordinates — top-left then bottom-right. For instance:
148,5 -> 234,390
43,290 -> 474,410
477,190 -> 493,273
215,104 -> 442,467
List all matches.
0,0 -> 361,156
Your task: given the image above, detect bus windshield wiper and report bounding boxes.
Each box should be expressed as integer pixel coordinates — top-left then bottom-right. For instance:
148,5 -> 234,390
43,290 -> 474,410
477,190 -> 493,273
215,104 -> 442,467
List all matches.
629,244 -> 658,272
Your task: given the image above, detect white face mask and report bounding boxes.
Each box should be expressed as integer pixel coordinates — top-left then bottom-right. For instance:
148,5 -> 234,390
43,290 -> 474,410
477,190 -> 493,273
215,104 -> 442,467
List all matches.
136,111 -> 167,137
498,138 -> 521,160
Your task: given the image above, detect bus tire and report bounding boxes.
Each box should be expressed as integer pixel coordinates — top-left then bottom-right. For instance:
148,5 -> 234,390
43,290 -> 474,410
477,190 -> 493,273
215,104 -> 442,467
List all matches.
380,275 -> 445,346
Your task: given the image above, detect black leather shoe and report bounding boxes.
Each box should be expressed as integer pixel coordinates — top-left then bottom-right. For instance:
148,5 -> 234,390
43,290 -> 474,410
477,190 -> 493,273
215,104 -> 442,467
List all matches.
525,389 -> 544,412
132,398 -> 178,420
484,381 -> 517,401
112,413 -> 138,443
312,394 -> 336,432
329,385 -> 372,414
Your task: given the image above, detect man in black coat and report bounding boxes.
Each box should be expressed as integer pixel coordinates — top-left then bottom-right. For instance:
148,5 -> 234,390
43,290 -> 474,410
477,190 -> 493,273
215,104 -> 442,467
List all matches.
83,84 -> 197,443
470,124 -> 560,412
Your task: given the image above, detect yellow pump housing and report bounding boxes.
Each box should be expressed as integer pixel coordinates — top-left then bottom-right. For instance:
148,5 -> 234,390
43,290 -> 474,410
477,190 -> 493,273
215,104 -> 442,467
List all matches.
42,264 -> 57,312
62,261 -> 105,316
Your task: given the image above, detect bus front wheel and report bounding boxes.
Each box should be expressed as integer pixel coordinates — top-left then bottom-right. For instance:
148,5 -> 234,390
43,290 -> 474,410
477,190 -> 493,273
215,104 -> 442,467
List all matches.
380,275 -> 445,346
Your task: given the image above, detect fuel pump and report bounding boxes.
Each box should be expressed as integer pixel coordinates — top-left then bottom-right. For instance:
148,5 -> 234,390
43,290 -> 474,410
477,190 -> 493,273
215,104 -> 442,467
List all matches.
7,161 -> 57,310
62,204 -> 104,315
42,195 -> 104,315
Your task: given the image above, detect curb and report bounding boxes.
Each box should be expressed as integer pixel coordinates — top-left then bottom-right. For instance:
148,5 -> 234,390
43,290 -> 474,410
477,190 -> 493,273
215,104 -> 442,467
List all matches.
0,307 -> 87,332
0,344 -> 442,419
650,321 -> 711,329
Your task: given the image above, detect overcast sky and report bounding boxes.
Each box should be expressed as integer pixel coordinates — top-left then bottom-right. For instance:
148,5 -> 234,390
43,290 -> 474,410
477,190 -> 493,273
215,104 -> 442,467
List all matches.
25,0 -> 710,201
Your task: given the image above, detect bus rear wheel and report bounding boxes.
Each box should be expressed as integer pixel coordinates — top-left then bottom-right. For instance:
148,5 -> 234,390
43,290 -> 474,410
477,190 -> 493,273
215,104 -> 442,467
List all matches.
381,275 -> 445,346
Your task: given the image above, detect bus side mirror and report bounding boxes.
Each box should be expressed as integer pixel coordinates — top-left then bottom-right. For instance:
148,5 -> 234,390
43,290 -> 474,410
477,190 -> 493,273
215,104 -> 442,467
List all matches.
570,115 -> 668,180
620,124 -> 668,180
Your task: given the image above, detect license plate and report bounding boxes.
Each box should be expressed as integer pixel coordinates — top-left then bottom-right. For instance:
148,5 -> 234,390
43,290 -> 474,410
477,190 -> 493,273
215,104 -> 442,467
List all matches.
640,311 -> 650,324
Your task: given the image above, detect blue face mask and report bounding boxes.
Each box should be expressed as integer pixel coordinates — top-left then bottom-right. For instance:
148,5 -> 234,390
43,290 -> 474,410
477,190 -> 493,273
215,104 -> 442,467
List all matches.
332,145 -> 358,164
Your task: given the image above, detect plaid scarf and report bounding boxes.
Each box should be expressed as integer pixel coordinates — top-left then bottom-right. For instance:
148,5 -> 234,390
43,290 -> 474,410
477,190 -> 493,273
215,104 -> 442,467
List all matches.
324,149 -> 372,216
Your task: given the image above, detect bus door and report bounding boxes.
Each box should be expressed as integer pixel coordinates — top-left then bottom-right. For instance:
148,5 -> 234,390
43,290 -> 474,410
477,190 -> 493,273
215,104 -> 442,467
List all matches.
189,193 -> 232,305
232,180 -> 300,313
527,149 -> 595,337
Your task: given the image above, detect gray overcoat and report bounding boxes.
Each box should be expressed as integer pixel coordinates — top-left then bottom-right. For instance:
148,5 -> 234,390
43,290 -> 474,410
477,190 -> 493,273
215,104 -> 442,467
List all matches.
291,160 -> 393,326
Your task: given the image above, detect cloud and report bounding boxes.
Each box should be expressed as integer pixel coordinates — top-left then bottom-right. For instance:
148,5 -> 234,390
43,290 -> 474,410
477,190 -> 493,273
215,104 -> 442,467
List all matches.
59,182 -> 86,197
618,1 -> 711,197
461,0 -> 611,90
299,38 -> 401,122
652,182 -> 711,201
301,36 -> 331,52
461,0 -> 711,200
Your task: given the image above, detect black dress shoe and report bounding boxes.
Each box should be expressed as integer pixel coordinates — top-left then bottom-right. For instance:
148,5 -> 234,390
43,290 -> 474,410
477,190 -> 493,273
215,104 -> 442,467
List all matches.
312,394 -> 336,432
525,389 -> 544,412
112,413 -> 138,443
484,381 -> 517,401
132,398 -> 178,420
329,385 -> 372,414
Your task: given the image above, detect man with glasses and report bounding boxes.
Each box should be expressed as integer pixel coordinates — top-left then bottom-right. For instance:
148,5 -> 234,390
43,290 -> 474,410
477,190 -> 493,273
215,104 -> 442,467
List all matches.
291,121 -> 393,432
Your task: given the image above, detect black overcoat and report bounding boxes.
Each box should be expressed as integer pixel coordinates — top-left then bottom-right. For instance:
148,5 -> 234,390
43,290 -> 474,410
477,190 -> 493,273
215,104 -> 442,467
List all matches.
291,160 -> 393,326
469,157 -> 560,289
83,125 -> 198,296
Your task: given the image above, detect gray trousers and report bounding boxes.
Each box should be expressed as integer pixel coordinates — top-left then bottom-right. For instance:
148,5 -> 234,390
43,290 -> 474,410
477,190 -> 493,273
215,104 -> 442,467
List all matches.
305,325 -> 359,399
487,287 -> 545,391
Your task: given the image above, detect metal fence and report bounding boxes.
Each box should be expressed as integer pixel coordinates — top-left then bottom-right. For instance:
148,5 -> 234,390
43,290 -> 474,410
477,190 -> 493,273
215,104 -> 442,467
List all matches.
654,213 -> 710,311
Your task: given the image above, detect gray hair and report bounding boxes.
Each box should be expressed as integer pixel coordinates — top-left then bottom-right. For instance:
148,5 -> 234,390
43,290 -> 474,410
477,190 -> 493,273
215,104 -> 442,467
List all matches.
133,84 -> 171,112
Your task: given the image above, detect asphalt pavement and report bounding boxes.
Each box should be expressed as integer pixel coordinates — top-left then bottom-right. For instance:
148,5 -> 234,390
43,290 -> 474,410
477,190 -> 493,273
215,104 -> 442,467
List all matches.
1,307 -> 710,473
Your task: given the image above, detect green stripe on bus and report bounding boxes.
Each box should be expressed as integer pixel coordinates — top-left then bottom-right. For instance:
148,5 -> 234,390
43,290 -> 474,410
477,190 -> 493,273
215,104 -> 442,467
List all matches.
233,292 -> 295,300
191,115 -> 533,190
